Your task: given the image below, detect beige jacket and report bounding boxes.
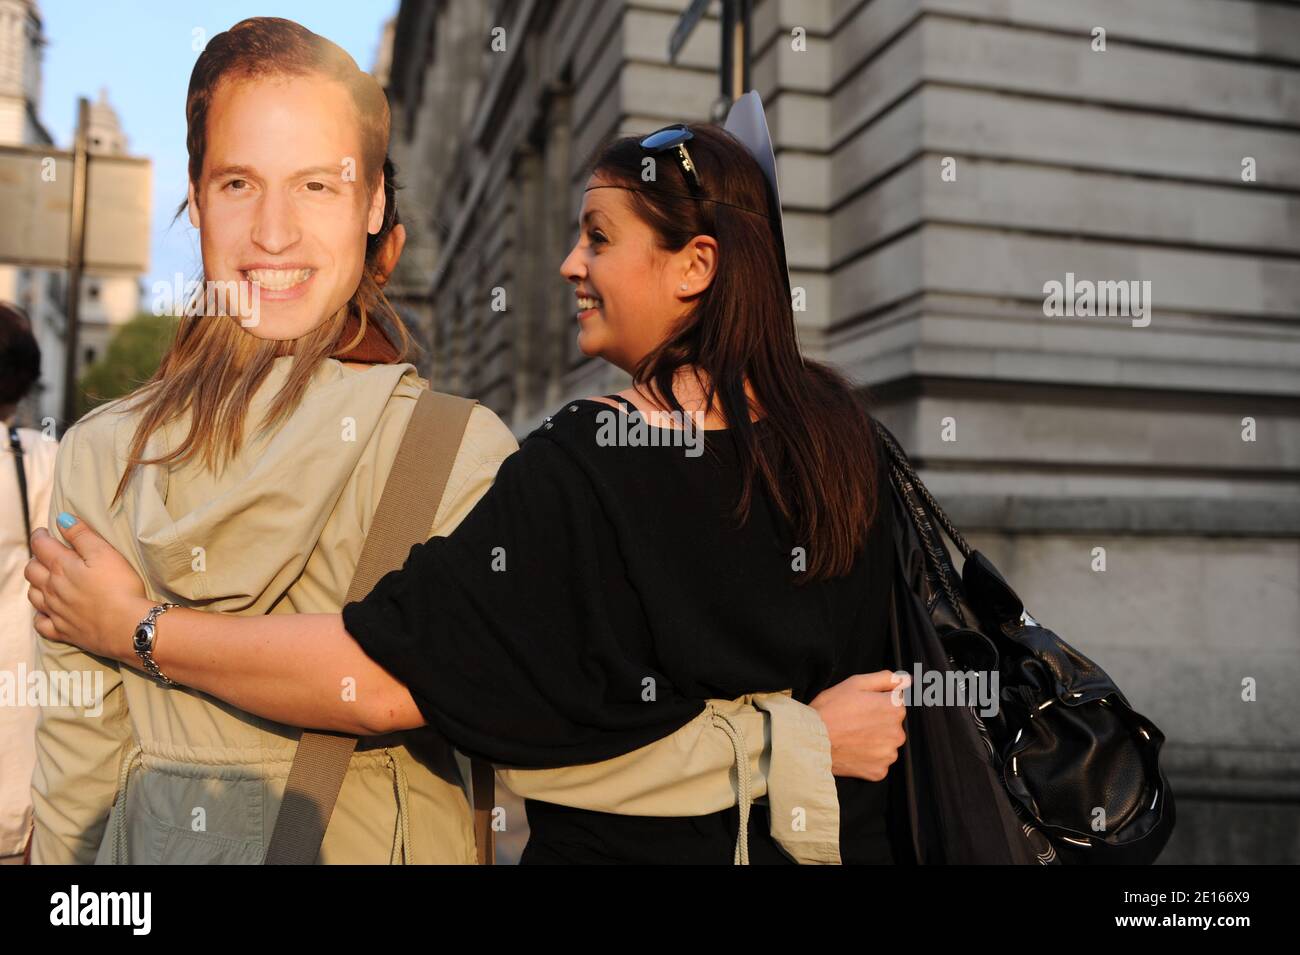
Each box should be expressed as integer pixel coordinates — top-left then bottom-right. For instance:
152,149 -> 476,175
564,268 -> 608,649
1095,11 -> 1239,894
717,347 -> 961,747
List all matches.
31,357 -> 840,864
1,420 -> 58,857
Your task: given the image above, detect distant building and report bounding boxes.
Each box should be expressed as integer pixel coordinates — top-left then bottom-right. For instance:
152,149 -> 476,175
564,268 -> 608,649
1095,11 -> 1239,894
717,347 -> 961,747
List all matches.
0,0 -> 49,144
0,0 -> 62,427
77,87 -> 146,373
0,0 -> 146,427
378,0 -> 1300,864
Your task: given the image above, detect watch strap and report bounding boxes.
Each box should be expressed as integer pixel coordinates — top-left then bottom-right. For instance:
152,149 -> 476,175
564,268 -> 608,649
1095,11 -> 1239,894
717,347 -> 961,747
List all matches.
134,602 -> 179,685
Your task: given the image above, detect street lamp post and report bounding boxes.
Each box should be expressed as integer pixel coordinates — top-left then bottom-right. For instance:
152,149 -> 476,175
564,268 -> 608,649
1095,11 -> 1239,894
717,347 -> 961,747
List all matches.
60,96 -> 91,427
668,0 -> 753,119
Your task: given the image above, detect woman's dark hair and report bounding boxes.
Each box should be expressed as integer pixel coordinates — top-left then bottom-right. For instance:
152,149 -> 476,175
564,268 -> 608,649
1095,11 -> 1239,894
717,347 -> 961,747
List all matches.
0,302 -> 41,407
590,124 -> 881,583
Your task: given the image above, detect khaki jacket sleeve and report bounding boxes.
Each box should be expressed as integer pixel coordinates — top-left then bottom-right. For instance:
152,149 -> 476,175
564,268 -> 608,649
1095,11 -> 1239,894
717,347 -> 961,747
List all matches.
30,425 -> 133,865
422,406 -> 842,864
497,690 -> 841,864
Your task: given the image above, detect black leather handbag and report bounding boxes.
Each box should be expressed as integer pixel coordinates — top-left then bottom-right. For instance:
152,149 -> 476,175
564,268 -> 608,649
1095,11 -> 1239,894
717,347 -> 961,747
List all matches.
875,420 -> 1175,865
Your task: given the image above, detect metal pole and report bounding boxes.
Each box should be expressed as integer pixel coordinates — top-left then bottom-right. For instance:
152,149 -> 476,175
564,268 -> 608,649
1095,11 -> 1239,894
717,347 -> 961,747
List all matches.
60,96 -> 90,429
714,0 -> 751,119
732,0 -> 750,100
720,0 -> 735,101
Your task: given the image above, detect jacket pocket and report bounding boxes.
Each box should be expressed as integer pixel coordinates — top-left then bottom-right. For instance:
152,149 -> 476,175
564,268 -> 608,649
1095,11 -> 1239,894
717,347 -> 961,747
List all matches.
154,825 -> 266,865
128,766 -> 266,865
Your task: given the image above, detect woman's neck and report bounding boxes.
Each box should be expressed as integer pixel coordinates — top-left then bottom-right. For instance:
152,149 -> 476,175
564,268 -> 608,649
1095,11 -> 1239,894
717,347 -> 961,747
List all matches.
625,367 -> 760,429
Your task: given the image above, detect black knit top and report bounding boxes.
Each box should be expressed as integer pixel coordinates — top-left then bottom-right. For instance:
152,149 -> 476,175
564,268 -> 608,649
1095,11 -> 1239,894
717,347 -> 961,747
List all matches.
342,396 -> 896,863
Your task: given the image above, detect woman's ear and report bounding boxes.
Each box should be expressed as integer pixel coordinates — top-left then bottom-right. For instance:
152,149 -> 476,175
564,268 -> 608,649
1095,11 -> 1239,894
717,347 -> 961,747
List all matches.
187,181 -> 201,229
367,172 -> 386,235
675,234 -> 719,298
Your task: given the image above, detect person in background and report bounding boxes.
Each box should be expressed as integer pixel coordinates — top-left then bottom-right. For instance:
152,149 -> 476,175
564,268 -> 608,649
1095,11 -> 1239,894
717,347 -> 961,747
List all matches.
0,302 -> 58,865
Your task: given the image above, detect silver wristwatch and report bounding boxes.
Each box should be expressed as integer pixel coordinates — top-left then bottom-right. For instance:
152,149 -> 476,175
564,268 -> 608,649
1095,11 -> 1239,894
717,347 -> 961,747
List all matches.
132,602 -> 180,686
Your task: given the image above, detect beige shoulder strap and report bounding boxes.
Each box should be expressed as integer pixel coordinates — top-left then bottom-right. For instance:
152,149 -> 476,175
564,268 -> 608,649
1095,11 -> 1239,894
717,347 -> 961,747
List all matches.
264,388 -> 494,864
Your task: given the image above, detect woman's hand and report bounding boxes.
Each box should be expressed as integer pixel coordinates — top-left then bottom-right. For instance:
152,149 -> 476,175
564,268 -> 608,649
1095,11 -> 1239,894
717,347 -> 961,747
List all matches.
809,669 -> 911,782
25,514 -> 152,663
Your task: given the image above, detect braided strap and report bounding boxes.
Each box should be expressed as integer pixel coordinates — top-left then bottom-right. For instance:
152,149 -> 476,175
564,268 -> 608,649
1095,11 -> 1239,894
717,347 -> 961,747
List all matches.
872,420 -> 972,559
873,420 -> 969,626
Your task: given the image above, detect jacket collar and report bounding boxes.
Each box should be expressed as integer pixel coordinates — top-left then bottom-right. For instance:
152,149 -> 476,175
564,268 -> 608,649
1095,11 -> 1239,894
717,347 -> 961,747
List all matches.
124,357 -> 420,608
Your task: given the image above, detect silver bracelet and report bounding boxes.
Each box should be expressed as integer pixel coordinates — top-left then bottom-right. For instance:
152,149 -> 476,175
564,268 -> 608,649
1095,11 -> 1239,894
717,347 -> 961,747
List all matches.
132,602 -> 180,686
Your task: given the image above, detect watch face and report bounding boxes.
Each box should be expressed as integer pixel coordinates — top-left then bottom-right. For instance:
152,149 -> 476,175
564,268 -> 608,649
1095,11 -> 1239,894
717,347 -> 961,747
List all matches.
133,622 -> 153,652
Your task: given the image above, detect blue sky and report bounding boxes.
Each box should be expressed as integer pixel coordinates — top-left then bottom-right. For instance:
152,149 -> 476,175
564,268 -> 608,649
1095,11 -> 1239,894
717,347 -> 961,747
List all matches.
37,0 -> 397,305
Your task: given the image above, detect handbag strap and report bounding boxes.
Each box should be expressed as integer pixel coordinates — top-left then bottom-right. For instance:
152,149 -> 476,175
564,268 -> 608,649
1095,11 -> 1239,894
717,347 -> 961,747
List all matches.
872,420 -> 970,626
872,420 -> 972,559
264,388 -> 486,865
470,756 -> 496,865
9,426 -> 32,556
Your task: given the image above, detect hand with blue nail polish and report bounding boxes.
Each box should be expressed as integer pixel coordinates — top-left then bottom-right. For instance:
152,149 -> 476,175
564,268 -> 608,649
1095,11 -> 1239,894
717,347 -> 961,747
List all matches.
25,514 -> 150,660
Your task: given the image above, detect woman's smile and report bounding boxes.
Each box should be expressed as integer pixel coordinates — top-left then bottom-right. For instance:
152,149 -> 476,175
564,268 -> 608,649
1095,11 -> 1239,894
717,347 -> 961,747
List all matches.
575,292 -> 602,321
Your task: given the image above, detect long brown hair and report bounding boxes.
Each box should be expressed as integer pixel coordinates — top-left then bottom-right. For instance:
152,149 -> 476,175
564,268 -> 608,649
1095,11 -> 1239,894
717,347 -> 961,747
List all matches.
590,124 -> 881,583
106,17 -> 411,505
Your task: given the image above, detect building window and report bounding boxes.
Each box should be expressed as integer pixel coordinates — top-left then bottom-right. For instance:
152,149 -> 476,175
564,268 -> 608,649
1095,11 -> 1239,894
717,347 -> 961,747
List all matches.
46,271 -> 64,311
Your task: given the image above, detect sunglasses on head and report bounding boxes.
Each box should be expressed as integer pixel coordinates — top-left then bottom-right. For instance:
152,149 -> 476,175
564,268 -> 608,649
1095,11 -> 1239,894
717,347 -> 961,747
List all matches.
640,124 -> 703,196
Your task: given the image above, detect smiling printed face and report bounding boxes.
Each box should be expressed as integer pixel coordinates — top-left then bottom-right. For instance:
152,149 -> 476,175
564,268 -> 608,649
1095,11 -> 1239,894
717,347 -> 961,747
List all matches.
558,172 -> 716,374
188,73 -> 385,340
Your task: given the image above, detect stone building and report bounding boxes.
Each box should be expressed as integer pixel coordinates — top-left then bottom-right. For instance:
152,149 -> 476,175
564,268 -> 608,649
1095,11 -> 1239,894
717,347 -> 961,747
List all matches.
0,0 -> 63,426
75,87 -> 146,375
377,0 -> 1300,863
0,0 -> 145,427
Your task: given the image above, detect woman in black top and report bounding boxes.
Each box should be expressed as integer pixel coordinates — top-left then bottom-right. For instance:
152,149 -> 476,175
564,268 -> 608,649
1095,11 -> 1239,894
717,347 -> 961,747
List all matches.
27,119 -> 906,864
437,391 -> 897,863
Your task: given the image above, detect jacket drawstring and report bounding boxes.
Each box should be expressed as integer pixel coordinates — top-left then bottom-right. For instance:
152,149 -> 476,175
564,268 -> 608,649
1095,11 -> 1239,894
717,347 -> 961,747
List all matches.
109,745 -> 143,865
384,749 -> 412,865
709,707 -> 751,865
